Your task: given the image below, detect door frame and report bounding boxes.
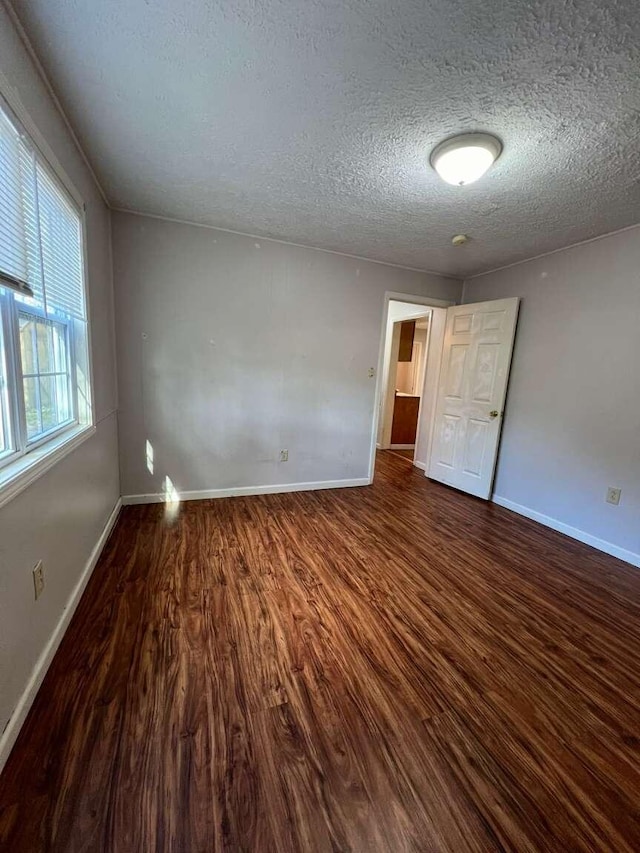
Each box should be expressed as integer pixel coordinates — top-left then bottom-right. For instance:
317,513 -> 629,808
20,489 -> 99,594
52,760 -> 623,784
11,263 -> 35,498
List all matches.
367,291 -> 455,483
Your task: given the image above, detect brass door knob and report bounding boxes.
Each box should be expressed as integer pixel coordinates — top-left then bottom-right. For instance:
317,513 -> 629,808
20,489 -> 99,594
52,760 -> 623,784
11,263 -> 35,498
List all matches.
489,410 -> 499,419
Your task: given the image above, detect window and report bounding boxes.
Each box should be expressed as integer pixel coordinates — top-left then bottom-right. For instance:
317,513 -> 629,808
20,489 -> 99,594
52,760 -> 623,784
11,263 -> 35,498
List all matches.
19,310 -> 72,440
0,95 -> 92,495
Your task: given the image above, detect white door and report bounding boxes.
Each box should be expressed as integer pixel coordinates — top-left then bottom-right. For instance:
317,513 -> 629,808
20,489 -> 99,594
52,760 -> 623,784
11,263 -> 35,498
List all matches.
427,298 -> 519,499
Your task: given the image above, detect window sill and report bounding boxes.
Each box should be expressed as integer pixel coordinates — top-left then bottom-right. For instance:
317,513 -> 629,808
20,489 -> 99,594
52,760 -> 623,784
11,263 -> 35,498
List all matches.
0,423 -> 96,511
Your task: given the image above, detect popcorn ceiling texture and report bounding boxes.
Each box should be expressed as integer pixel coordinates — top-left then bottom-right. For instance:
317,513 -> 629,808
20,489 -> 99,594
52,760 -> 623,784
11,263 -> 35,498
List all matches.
10,0 -> 640,276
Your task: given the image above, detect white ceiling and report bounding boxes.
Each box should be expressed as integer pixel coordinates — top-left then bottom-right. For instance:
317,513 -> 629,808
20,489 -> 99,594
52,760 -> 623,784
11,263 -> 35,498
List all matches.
10,0 -> 640,277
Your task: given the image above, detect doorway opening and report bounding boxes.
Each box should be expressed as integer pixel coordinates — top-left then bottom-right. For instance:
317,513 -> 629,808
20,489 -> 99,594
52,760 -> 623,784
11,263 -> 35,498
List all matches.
382,313 -> 429,462
369,294 -> 520,501
372,296 -> 448,476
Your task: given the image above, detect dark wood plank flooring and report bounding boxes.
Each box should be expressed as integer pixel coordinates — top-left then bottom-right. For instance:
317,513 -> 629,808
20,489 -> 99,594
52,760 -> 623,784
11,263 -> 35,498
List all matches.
388,448 -> 415,462
1,451 -> 639,851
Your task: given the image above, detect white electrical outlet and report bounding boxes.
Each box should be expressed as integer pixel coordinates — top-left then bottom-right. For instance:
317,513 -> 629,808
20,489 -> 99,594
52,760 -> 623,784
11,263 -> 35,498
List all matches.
606,487 -> 621,506
33,561 -> 45,600
280,449 -> 289,462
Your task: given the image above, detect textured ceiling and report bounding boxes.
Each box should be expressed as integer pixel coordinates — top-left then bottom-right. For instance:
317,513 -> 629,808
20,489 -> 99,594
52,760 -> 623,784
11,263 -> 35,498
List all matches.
10,0 -> 640,276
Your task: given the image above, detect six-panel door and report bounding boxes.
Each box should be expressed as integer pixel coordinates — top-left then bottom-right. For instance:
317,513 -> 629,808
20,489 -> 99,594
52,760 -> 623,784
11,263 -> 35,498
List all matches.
427,298 -> 520,499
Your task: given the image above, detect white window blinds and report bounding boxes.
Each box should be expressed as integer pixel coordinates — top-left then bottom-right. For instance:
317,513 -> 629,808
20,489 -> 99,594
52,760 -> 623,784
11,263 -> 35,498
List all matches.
35,163 -> 85,319
0,98 -> 85,320
0,107 -> 37,293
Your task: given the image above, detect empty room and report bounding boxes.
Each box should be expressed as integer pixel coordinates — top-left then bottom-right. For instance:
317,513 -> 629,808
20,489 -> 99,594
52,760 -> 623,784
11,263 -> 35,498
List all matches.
0,0 -> 639,850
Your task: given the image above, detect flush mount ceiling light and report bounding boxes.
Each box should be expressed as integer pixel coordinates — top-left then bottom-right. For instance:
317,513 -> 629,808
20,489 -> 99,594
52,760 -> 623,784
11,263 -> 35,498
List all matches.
430,133 -> 502,186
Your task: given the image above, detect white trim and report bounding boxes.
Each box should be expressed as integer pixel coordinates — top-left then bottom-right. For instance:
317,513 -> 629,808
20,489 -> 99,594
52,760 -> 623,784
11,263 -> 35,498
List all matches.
465,222 -> 640,282
80,202 -> 98,428
112,208 -> 462,280
122,477 -> 369,505
383,291 -> 453,309
0,496 -> 122,772
107,210 -> 119,411
492,495 -> 640,569
0,77 -> 97,466
420,306 -> 447,477
389,444 -> 415,450
0,424 -> 95,510
368,292 -> 455,484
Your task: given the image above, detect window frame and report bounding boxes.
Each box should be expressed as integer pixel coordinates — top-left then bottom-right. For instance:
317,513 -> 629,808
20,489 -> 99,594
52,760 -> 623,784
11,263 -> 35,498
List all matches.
14,299 -> 77,452
0,289 -> 16,464
0,80 -> 96,508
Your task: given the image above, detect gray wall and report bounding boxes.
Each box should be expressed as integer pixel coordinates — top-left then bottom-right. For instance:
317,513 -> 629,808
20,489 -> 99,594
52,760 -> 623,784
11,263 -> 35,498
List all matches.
463,227 -> 640,562
112,212 -> 461,498
0,6 -> 119,745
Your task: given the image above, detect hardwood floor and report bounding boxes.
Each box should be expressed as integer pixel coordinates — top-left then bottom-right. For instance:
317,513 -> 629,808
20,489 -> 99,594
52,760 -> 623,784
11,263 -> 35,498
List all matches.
388,448 -> 415,462
1,451 -> 639,851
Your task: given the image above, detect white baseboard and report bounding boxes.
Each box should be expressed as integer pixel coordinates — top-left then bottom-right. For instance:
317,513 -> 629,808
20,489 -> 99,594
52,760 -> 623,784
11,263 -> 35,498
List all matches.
0,497 -> 123,773
389,444 -> 415,450
413,460 -> 426,471
492,495 -> 640,568
123,477 -> 370,506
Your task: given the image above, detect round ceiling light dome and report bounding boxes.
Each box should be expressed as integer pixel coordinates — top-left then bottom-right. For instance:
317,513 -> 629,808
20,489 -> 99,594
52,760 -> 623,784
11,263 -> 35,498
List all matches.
430,132 -> 502,186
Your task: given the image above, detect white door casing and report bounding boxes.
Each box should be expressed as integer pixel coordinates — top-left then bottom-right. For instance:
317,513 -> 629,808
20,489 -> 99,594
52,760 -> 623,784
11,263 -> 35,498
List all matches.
427,298 -> 520,499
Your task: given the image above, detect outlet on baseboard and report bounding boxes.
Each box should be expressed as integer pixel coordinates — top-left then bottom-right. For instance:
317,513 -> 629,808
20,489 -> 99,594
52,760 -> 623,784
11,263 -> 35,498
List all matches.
280,449 -> 289,462
33,561 -> 45,600
606,487 -> 621,506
